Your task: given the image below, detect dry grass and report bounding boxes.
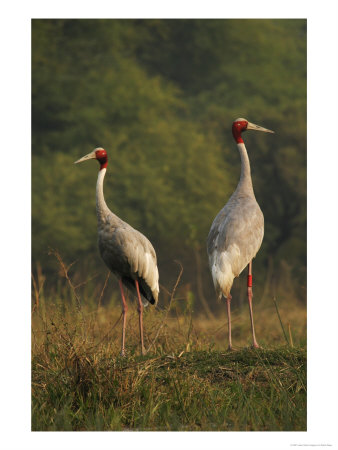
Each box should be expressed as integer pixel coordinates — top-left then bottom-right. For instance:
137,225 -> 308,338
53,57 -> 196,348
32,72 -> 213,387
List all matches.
31,261 -> 306,431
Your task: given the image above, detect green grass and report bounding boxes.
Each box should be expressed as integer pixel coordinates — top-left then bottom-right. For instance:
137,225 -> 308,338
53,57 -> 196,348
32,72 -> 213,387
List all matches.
32,303 -> 306,431
32,346 -> 306,431
32,261 -> 306,431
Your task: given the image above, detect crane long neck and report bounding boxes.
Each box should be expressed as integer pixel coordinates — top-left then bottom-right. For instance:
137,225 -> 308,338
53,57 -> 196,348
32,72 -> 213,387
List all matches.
96,168 -> 122,227
96,167 -> 124,228
236,142 -> 254,196
96,168 -> 113,225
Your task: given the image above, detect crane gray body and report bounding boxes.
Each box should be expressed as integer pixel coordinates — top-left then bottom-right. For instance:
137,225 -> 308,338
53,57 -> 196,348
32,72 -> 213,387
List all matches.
98,213 -> 159,305
75,148 -> 159,356
96,169 -> 159,306
207,141 -> 264,300
207,119 -> 273,349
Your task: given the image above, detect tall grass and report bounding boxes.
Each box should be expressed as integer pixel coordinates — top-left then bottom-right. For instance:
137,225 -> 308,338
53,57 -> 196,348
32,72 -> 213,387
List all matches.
31,258 -> 306,431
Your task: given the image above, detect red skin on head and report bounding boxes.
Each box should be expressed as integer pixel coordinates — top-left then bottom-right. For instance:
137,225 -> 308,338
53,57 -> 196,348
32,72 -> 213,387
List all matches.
95,149 -> 108,170
232,120 -> 248,144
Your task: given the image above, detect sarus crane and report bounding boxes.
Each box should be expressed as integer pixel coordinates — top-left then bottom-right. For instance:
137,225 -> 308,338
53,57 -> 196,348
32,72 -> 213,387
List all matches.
207,118 -> 274,350
75,148 -> 159,356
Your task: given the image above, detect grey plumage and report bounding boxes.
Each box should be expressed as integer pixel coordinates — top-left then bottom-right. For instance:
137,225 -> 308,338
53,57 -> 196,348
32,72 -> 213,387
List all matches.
94,162 -> 159,306
207,118 -> 274,349
98,215 -> 159,305
75,147 -> 159,355
207,139 -> 264,300
207,175 -> 264,300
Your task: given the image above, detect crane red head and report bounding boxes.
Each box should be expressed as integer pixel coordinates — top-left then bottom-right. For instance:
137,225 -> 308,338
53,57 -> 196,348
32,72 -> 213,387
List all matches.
74,147 -> 108,170
232,118 -> 274,144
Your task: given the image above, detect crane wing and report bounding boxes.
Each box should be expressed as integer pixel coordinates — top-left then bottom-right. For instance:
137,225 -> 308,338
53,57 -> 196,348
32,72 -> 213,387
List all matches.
207,195 -> 264,280
98,222 -> 159,304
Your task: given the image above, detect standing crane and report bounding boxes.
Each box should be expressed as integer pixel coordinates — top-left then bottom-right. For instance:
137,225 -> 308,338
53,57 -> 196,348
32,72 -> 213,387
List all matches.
75,148 -> 159,356
207,118 -> 274,350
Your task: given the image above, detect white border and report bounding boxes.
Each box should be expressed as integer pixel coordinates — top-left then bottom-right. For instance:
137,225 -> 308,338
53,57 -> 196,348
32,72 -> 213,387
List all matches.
1,1 -> 337,449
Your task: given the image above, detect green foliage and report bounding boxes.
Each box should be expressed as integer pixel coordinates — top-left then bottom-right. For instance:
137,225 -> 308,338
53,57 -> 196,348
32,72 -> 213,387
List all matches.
32,19 -> 306,305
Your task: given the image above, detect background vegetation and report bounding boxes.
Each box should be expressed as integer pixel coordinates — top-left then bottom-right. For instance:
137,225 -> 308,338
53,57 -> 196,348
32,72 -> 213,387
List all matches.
32,19 -> 306,312
31,19 -> 306,431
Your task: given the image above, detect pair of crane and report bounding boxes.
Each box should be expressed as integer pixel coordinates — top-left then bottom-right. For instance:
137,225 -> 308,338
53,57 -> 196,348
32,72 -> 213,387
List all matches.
75,118 -> 274,356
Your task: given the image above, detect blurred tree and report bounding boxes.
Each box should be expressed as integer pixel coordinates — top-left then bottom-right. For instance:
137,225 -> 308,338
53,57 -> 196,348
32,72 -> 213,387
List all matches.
32,19 -> 306,309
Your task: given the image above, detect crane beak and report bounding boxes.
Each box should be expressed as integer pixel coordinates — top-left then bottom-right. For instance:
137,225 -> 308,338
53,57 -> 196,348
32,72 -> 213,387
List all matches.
74,150 -> 97,164
246,121 -> 274,134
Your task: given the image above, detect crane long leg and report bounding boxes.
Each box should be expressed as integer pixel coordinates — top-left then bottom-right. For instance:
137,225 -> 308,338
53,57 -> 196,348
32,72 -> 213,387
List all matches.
119,279 -> 128,357
226,294 -> 233,351
135,280 -> 146,356
247,261 -> 259,348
